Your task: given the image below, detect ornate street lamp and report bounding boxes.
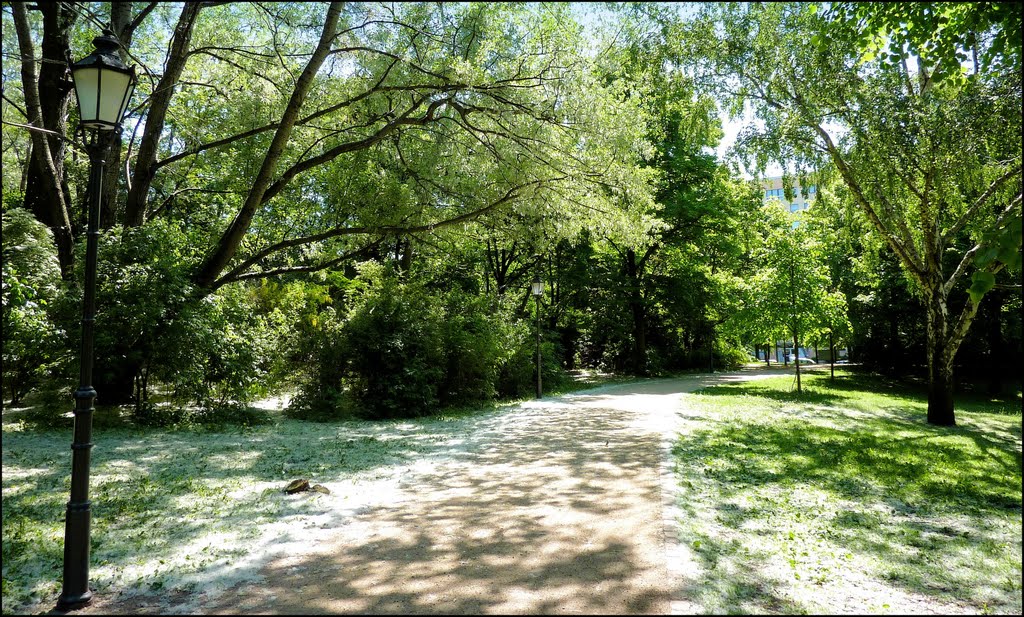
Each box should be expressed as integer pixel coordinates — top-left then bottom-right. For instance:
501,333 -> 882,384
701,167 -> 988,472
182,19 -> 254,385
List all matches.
58,29 -> 136,612
531,276 -> 544,399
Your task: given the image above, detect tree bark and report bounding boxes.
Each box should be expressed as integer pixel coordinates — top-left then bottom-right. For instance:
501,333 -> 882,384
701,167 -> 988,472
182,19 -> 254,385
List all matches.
14,2 -> 76,278
924,289 -> 956,426
97,2 -> 137,228
625,248 -> 647,375
124,2 -> 203,227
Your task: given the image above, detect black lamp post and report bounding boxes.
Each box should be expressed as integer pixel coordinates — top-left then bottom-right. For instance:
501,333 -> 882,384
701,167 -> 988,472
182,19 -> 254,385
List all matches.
531,276 -> 544,398
57,29 -> 136,612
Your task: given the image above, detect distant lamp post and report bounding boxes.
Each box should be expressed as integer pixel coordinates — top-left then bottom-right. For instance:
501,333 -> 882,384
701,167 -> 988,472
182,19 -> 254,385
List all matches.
58,29 -> 136,612
531,276 -> 544,398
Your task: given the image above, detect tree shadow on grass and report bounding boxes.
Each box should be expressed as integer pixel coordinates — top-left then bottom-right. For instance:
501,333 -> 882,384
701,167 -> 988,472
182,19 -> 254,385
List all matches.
672,416 -> 1022,611
679,529 -> 807,614
697,370 -> 1022,419
2,409 -> 511,615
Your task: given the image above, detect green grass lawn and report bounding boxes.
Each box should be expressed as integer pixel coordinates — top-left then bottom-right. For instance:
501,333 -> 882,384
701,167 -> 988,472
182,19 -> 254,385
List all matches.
672,369 -> 1022,614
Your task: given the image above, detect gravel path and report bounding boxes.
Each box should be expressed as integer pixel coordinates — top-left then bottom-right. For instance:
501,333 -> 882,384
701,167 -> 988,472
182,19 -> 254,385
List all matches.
78,368 -> 779,615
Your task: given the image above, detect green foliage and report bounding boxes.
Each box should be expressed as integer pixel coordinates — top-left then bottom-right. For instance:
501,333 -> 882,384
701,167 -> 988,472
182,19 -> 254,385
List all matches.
341,269 -> 445,418
681,1 -> 1021,422
288,264 -> 541,421
713,342 -> 751,371
830,2 -> 1023,88
24,220 -> 284,418
1,209 -> 66,406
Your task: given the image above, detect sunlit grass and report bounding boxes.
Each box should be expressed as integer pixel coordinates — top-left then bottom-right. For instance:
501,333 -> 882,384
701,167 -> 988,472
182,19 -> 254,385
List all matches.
673,370 -> 1022,614
1,409 -> 491,614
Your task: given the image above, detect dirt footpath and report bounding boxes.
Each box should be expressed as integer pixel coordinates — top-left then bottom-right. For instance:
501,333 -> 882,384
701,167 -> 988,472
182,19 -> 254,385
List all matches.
82,369 -> 778,615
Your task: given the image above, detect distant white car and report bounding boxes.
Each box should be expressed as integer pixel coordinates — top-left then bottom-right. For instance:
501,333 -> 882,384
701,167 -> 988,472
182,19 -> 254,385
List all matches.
786,354 -> 816,364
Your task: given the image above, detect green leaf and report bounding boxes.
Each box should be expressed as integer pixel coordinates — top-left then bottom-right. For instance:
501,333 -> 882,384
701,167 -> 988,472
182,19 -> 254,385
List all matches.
975,246 -> 999,268
968,271 -> 996,303
997,244 -> 1019,265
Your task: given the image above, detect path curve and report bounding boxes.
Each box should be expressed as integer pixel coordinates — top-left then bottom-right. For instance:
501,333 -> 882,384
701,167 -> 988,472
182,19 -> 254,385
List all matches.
83,368 -> 780,615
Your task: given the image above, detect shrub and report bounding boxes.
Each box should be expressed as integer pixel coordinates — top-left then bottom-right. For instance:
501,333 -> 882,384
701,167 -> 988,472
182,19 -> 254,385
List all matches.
288,264 -> 548,420
714,343 -> 751,370
27,220 -> 282,421
1,209 -> 67,408
340,269 -> 445,418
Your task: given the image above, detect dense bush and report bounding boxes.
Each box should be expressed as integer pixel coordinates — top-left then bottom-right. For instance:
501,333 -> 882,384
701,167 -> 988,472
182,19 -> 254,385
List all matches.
714,342 -> 751,370
343,271 -> 446,418
287,264 -> 543,420
1,209 -> 67,407
19,219 -> 286,420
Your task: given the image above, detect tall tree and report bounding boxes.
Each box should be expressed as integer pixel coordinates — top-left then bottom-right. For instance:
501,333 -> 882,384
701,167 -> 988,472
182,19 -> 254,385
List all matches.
4,2 -> 656,404
681,3 -> 1022,425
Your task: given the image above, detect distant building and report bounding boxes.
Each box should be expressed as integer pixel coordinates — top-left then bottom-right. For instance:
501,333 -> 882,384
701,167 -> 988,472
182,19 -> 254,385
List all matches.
762,176 -> 816,213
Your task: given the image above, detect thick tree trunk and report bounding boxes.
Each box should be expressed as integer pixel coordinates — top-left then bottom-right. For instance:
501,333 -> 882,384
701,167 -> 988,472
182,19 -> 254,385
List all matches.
924,291 -> 956,426
926,359 -> 955,426
124,2 -> 203,227
14,3 -> 77,278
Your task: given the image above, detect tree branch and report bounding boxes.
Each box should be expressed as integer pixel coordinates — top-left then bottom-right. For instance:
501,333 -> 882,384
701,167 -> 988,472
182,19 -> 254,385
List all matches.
943,192 -> 1023,295
260,94 -> 452,204
943,164 -> 1023,243
214,179 -> 551,288
1,93 -> 28,119
127,1 -> 160,39
214,239 -> 384,288
811,122 -> 926,279
947,261 -> 1006,360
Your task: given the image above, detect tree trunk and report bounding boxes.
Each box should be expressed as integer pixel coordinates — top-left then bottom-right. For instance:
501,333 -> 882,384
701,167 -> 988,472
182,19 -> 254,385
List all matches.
14,2 -> 77,278
790,262 -> 800,393
926,356 -> 956,426
625,249 -> 647,375
829,330 -> 835,380
924,291 -> 956,426
398,238 -> 413,273
124,2 -> 203,227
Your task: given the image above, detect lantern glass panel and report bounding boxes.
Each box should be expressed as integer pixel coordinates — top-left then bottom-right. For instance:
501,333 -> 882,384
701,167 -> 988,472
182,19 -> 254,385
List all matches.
97,70 -> 132,127
72,67 -> 100,125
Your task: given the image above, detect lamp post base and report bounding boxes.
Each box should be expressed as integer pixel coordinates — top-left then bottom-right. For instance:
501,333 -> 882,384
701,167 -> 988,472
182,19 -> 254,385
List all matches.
55,589 -> 93,612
